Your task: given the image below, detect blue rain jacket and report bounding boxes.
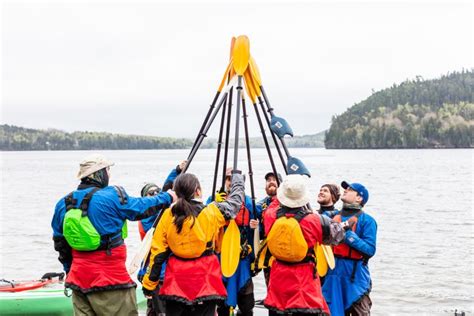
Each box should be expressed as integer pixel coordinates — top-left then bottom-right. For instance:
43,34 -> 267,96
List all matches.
322,211 -> 377,315
52,186 -> 172,272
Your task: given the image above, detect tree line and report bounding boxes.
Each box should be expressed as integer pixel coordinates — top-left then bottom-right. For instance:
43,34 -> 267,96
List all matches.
325,70 -> 473,148
0,125 -> 325,151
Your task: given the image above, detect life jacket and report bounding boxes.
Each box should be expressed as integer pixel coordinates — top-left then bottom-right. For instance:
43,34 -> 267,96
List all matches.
267,208 -> 313,263
63,187 -> 127,253
332,212 -> 364,260
229,203 -> 250,227
166,204 -> 215,259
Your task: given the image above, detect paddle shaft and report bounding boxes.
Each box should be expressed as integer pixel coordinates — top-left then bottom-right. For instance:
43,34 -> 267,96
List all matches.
183,91 -> 228,173
233,76 -> 243,171
257,96 -> 288,173
251,100 -> 280,186
241,97 -> 257,219
211,98 -> 228,201
259,86 -> 292,159
221,87 -> 233,190
188,91 -> 220,159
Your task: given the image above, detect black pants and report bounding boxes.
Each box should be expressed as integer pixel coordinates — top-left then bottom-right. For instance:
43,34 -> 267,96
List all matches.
146,283 -> 166,316
217,280 -> 254,316
166,300 -> 216,316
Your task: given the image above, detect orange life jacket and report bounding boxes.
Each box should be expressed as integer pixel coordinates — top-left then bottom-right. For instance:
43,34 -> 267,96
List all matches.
332,213 -> 364,260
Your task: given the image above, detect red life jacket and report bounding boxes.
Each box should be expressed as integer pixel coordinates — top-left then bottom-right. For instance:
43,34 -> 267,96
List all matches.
332,213 -> 364,260
224,203 -> 250,227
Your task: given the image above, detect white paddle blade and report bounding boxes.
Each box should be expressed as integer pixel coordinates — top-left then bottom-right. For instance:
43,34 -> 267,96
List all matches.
253,226 -> 260,255
127,227 -> 155,275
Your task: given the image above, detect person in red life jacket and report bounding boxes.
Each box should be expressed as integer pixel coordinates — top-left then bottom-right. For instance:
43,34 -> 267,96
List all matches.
263,174 -> 347,316
322,181 -> 377,316
206,168 -> 260,316
317,184 -> 341,217
255,171 -> 282,286
138,160 -> 187,316
51,154 -> 176,316
141,171 -> 245,316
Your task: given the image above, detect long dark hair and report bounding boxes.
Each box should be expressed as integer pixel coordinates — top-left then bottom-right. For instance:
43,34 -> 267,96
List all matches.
171,173 -> 202,233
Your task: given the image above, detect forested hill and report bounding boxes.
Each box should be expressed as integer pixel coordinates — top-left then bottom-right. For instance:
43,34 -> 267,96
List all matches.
0,125 -> 325,151
325,70 -> 473,149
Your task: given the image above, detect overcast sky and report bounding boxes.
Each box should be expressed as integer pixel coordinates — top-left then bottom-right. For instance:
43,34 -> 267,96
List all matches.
1,1 -> 473,138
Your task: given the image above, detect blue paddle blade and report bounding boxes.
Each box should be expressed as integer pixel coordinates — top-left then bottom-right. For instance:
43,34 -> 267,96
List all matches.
270,116 -> 294,138
287,156 -> 311,177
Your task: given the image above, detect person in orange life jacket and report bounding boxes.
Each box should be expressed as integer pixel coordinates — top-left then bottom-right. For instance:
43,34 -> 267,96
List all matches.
322,181 -> 377,316
142,171 -> 245,316
138,160 -> 188,316
255,171 -> 282,287
207,168 -> 260,316
51,154 -> 177,316
263,174 -> 347,316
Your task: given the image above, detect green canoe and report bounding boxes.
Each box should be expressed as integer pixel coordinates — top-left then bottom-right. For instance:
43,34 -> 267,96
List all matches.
0,282 -> 147,316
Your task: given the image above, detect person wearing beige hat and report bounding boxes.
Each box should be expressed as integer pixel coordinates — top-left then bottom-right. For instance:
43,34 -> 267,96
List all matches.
51,153 -> 177,316
262,174 -> 347,316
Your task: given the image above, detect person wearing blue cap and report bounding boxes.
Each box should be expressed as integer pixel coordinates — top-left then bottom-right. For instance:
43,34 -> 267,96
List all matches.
322,180 -> 377,316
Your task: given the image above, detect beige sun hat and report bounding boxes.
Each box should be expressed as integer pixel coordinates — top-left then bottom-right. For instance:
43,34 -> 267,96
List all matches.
76,154 -> 115,179
276,174 -> 311,208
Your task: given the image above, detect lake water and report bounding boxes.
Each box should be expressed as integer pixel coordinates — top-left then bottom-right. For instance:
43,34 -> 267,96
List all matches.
0,148 -> 472,315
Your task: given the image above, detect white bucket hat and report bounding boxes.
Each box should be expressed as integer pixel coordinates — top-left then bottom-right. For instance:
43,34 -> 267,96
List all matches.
77,154 -> 114,179
277,174 -> 310,208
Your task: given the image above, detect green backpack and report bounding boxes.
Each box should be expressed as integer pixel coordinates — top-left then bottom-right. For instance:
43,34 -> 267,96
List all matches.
63,187 -> 128,251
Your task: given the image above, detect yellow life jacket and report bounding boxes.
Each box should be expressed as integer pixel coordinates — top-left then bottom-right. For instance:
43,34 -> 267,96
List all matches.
267,208 -> 310,263
165,204 -> 219,259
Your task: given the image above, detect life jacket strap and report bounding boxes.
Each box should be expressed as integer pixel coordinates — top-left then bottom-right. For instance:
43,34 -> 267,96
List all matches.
96,232 -> 124,255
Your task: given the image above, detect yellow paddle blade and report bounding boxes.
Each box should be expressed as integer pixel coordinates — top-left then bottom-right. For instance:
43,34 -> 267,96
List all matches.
221,220 -> 241,277
231,35 -> 250,76
316,243 -> 328,277
229,36 -> 236,59
243,69 -> 257,104
322,244 -> 335,269
248,56 -> 262,96
228,37 -> 236,82
218,61 -> 233,92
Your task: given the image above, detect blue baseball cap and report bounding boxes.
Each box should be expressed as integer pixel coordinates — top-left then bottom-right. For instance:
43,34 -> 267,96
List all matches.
341,181 -> 369,206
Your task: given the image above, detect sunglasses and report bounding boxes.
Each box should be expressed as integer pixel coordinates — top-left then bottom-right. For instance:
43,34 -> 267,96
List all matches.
146,189 -> 160,196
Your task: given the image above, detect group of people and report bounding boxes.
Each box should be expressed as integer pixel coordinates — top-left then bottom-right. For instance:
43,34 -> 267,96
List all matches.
52,153 -> 377,316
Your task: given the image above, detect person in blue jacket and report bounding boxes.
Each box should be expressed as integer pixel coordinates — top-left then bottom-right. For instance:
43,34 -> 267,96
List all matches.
138,160 -> 187,316
206,168 -> 262,316
322,181 -> 377,316
51,154 -> 176,315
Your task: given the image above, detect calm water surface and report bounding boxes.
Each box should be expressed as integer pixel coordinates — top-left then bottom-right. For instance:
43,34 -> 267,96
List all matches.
1,148 -> 472,315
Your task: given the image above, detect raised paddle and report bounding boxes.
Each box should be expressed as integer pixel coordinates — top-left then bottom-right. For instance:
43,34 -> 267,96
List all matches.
221,35 -> 250,278
248,57 -> 310,177
241,96 -> 260,255
242,67 -> 281,185
188,61 -> 233,157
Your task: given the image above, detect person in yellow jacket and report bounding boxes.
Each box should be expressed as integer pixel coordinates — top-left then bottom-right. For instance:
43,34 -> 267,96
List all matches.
142,171 -> 245,316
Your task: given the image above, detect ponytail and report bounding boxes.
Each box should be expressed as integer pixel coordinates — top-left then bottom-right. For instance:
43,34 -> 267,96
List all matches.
172,173 -> 201,234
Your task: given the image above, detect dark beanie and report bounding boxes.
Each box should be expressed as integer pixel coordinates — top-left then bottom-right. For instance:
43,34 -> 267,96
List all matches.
322,184 -> 340,203
141,183 -> 161,197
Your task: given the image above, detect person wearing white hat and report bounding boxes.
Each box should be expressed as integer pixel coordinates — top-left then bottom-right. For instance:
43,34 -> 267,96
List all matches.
262,174 -> 347,315
51,153 -> 177,316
